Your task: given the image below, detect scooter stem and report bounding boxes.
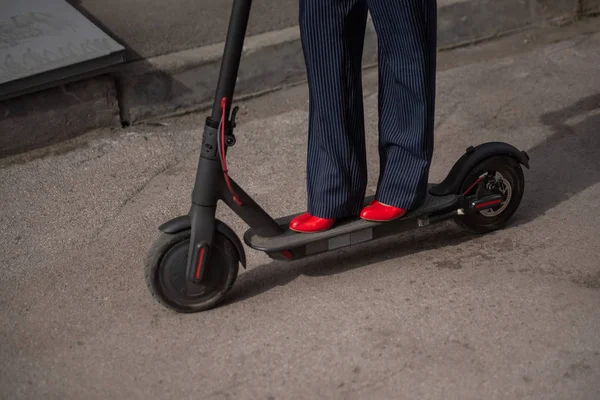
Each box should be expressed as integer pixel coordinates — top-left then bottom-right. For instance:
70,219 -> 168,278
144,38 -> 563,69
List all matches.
210,0 -> 253,123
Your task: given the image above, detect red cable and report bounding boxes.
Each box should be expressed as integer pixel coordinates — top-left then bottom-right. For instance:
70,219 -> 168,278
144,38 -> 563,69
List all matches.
220,97 -> 243,206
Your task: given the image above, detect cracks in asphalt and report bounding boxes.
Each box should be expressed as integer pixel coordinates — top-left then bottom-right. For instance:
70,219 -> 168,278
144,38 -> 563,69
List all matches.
571,271 -> 600,290
89,142 -> 201,241
434,100 -> 460,131
356,362 -> 410,391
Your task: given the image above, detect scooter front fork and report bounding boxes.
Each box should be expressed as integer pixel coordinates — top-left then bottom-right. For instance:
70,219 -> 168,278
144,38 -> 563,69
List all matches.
186,122 -> 222,283
185,117 -> 284,282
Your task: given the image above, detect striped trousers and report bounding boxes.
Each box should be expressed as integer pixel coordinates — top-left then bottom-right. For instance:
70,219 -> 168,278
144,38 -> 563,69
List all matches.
300,0 -> 437,219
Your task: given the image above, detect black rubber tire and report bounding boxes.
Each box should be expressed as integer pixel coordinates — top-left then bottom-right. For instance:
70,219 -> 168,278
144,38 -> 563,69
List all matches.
144,229 -> 239,313
455,155 -> 525,234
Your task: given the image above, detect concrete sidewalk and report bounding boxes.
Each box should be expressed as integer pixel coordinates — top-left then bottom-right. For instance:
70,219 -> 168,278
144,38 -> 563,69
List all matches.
1,23 -> 600,400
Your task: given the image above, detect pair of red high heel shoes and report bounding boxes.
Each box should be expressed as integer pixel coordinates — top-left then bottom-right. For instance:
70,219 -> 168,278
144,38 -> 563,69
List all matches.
289,201 -> 407,233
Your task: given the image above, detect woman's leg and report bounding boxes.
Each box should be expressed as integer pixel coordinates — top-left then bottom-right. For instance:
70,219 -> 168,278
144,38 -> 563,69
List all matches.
366,0 -> 437,211
299,0 -> 369,219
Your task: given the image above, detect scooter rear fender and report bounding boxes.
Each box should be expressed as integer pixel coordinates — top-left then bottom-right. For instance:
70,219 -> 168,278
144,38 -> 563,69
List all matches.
429,142 -> 530,196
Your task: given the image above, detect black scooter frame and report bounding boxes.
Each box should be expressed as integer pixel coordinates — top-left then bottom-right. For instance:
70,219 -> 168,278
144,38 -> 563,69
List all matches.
157,0 -> 530,280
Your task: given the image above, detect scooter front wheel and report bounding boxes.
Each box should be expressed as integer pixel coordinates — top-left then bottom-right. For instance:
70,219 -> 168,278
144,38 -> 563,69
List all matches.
455,155 -> 525,234
144,230 -> 239,313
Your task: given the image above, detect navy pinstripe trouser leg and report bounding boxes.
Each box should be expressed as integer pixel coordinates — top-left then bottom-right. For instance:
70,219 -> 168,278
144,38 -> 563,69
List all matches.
300,0 -> 437,218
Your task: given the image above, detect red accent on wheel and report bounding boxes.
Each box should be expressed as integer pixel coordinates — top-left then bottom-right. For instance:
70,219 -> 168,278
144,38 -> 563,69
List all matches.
281,250 -> 293,259
195,247 -> 206,280
475,199 -> 502,209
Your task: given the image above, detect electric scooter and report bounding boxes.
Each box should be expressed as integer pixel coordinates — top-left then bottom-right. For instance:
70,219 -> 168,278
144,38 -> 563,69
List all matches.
144,0 -> 530,313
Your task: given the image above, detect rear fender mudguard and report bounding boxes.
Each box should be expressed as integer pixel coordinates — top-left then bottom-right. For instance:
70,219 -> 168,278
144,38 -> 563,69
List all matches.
158,215 -> 247,268
429,142 -> 530,196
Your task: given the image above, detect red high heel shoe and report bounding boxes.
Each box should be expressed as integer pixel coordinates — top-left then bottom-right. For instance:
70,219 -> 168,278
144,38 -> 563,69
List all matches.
289,213 -> 335,233
360,201 -> 407,222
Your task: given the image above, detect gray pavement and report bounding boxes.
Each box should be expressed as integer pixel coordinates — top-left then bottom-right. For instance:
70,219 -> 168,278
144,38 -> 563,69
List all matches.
1,23 -> 600,399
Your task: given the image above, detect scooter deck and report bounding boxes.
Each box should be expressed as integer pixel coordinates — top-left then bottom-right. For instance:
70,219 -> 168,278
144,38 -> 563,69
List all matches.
243,193 -> 461,255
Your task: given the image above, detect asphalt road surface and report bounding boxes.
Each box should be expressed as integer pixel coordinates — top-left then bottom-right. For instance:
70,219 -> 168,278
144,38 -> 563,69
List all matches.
1,20 -> 599,400
72,0 -> 467,59
73,0 -> 300,59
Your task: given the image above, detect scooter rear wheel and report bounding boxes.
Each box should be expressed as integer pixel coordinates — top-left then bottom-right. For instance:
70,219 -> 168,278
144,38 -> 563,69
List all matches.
455,155 -> 525,234
144,230 -> 239,313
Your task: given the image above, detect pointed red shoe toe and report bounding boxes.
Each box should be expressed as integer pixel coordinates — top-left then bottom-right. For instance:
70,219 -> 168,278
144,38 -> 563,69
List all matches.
289,213 -> 335,233
360,201 -> 407,222
289,212 -> 311,230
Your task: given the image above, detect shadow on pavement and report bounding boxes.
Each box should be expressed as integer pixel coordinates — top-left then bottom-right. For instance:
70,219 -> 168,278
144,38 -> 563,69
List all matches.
223,93 -> 600,307
66,0 -> 193,124
518,93 -> 600,224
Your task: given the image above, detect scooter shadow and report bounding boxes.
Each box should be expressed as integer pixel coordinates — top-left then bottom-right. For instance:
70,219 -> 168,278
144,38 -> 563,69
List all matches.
223,93 -> 600,307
